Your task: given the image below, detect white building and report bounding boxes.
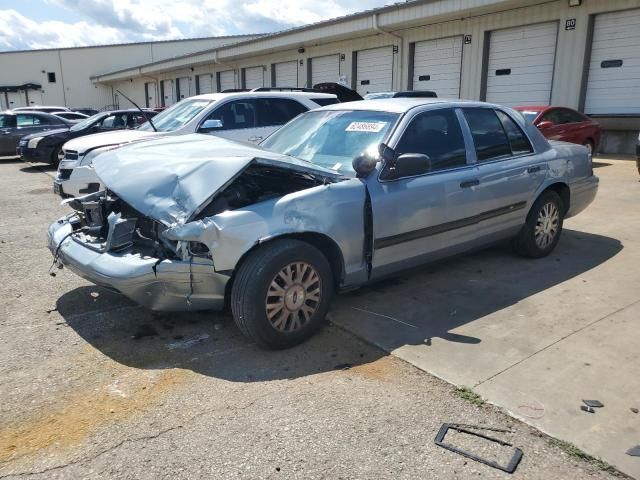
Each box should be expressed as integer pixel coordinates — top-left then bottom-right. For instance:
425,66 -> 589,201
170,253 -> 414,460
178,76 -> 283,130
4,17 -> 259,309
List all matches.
0,34 -> 258,111
2,0 -> 640,153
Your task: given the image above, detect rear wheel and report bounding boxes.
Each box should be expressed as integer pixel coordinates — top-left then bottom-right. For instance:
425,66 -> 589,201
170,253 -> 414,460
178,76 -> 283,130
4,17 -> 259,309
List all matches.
51,145 -> 64,165
230,239 -> 334,349
514,190 -> 564,258
583,139 -> 594,156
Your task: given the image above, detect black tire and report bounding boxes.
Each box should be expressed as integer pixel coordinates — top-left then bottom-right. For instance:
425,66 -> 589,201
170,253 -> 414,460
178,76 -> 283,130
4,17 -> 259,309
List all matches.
514,190 -> 564,258
230,239 -> 334,349
583,139 -> 594,156
51,145 -> 64,165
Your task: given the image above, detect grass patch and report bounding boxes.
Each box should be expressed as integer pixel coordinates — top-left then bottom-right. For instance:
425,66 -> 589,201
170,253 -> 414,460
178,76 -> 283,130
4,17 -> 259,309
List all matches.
549,438 -> 618,474
454,386 -> 485,407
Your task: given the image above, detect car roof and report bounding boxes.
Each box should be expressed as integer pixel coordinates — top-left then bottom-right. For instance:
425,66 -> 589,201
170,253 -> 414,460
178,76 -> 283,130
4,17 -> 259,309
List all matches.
185,91 -> 337,101
315,98 -> 498,113
13,106 -> 69,111
4,110 -> 66,118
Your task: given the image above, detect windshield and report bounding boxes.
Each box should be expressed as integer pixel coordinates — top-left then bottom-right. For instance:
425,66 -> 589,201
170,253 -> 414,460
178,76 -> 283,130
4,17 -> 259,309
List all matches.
70,112 -> 105,131
520,110 -> 540,123
138,99 -> 214,132
261,110 -> 400,177
364,92 -> 394,100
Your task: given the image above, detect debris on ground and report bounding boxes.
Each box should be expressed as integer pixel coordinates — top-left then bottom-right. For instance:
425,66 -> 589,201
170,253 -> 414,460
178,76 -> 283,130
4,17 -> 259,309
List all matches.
581,405 -> 596,414
582,400 -> 604,408
630,407 -> 639,414
434,423 -> 523,474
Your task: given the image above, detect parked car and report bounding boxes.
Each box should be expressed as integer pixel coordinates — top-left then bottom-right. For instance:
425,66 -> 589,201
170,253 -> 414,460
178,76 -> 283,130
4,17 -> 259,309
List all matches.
48,99 -> 598,349
54,90 -> 338,198
365,91 -> 438,100
72,108 -> 99,116
636,132 -> 640,175
0,111 -> 71,156
13,106 -> 71,113
19,109 -> 157,165
514,106 -> 600,155
51,111 -> 89,123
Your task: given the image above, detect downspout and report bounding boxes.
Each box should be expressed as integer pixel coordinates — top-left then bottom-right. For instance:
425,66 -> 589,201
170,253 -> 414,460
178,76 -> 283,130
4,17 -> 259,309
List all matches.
373,13 -> 403,91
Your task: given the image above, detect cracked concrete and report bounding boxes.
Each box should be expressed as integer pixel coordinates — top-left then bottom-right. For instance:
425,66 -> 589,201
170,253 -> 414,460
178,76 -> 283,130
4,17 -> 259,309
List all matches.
0,157 -> 627,479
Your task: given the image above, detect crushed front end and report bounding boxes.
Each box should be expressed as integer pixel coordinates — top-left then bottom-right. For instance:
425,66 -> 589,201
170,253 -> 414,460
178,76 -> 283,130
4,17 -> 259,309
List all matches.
47,190 -> 228,311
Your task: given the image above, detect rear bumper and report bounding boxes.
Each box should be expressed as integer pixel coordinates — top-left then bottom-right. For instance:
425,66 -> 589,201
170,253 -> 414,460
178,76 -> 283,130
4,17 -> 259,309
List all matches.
566,175 -> 598,218
48,216 -> 229,311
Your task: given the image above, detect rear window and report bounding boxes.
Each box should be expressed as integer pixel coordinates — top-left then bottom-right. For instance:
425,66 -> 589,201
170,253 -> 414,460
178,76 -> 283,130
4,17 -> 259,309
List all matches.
311,98 -> 340,107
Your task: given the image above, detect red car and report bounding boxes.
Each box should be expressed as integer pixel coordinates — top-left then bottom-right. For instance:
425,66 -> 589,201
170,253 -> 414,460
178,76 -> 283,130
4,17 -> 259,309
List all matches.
514,106 -> 601,155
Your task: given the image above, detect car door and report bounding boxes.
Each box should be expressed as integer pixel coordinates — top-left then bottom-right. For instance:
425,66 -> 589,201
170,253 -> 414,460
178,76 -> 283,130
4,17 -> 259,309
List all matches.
556,108 -> 592,145
253,98 -> 308,143
0,114 -> 18,155
198,99 -> 258,142
462,107 -> 545,237
367,107 -> 481,278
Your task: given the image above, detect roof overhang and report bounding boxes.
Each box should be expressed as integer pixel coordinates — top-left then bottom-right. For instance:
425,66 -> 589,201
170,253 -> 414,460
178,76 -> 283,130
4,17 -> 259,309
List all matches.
91,0 -> 533,84
0,83 -> 42,92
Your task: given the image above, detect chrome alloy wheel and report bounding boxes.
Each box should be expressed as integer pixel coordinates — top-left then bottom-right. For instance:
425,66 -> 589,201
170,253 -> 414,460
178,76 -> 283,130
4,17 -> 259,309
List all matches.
535,202 -> 560,249
265,262 -> 321,333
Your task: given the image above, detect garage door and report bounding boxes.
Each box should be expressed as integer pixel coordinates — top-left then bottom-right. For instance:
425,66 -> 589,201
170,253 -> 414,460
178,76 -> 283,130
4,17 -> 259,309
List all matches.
7,91 -> 26,109
585,9 -> 640,115
244,66 -> 264,89
412,36 -> 462,98
485,22 -> 558,106
311,54 -> 341,85
219,71 -> 235,91
176,77 -> 192,101
160,79 -> 175,106
274,61 -> 298,87
197,74 -> 214,94
356,46 -> 394,96
145,82 -> 157,108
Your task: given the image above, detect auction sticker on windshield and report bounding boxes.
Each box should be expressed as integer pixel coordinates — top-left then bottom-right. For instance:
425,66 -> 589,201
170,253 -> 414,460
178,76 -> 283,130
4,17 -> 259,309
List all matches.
345,121 -> 386,133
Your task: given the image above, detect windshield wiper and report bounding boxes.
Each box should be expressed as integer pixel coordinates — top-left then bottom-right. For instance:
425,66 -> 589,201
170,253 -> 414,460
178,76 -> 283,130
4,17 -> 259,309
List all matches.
116,89 -> 157,132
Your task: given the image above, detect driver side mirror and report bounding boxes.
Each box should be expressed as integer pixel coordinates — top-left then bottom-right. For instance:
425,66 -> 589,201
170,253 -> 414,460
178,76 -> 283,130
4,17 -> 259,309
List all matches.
394,153 -> 432,178
536,120 -> 553,129
200,119 -> 223,132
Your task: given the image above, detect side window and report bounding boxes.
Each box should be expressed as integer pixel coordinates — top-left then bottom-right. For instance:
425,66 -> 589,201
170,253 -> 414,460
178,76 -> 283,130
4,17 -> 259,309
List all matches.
540,109 -> 561,124
311,98 -> 339,107
495,110 -> 533,156
395,108 -> 467,172
0,115 -> 15,128
16,114 -> 41,126
559,109 -> 587,124
256,98 -> 307,127
98,115 -> 117,129
206,100 -> 256,130
463,108 -> 512,162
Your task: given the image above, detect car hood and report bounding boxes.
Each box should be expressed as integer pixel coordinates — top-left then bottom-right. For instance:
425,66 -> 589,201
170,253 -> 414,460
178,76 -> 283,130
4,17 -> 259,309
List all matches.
63,129 -> 159,154
93,133 -> 343,226
22,128 -> 69,140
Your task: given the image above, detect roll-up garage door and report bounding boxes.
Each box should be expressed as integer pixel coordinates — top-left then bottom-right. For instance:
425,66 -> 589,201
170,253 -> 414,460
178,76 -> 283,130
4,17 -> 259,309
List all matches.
244,66 -> 264,89
144,82 -> 157,108
7,91 -> 27,108
412,36 -> 462,98
584,8 -> 640,115
274,61 -> 298,87
356,46 -> 394,96
219,71 -> 235,91
485,22 -> 558,106
160,79 -> 175,106
176,77 -> 192,101
311,54 -> 341,85
197,74 -> 214,94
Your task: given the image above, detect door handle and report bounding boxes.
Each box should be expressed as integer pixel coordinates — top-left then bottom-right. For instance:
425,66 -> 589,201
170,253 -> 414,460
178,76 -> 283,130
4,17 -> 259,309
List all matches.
527,166 -> 541,173
248,136 -> 263,143
460,179 -> 480,188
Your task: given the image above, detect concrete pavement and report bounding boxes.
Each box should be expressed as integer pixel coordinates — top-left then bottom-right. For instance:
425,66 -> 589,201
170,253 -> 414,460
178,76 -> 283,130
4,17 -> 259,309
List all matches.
331,157 -> 640,478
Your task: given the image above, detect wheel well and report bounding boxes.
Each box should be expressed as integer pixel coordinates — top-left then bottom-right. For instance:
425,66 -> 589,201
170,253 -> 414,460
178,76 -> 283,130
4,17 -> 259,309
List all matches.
543,182 -> 570,214
223,232 -> 345,310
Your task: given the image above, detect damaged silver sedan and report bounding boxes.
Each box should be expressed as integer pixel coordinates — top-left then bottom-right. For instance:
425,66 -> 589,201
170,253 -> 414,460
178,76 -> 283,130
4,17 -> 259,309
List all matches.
48,99 -> 598,348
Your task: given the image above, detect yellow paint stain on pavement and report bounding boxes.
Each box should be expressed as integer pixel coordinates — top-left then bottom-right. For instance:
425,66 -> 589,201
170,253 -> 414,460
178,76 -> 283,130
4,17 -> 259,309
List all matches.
0,368 -> 190,463
349,356 -> 397,383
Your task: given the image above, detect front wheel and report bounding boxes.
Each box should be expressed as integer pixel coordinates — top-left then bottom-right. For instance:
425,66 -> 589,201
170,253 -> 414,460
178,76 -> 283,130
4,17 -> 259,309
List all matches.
51,145 -> 64,165
514,191 -> 564,258
230,239 -> 334,349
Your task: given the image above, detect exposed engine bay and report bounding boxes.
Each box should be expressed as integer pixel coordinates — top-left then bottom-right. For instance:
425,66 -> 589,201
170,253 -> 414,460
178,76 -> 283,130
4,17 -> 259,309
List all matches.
64,162 -> 340,261
196,163 -> 338,219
